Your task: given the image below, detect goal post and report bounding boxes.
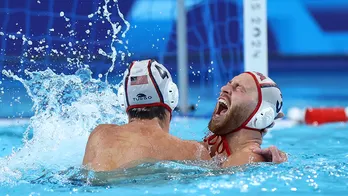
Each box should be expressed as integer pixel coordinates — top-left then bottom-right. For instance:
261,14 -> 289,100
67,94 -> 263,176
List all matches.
176,0 -> 189,114
243,0 -> 268,76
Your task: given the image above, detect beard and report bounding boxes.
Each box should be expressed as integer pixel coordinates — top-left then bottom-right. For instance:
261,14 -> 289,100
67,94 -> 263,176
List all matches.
208,103 -> 251,135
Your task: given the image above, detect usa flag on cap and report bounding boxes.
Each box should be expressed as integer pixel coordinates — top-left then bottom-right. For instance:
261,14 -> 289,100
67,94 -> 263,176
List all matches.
131,75 -> 148,85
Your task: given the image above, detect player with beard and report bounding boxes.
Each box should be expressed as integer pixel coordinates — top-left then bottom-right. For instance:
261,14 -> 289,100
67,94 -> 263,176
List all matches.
204,72 -> 285,167
83,60 -> 286,172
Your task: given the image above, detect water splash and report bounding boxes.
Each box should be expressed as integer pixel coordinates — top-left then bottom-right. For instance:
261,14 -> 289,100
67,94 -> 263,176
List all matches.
0,1 -> 130,75
0,68 -> 127,184
0,0 -> 132,187
99,0 -> 131,82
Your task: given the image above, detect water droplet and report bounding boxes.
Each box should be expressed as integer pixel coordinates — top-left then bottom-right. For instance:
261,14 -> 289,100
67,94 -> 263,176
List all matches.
98,74 -> 103,78
211,61 -> 214,64
28,41 -> 33,45
60,12 -> 65,17
89,22 -> 93,26
22,35 -> 27,42
85,30 -> 90,34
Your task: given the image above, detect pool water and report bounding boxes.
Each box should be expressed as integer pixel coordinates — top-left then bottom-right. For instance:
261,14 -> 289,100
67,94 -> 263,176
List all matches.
1,116 -> 348,195
1,0 -> 348,194
1,68 -> 348,196
1,65 -> 348,196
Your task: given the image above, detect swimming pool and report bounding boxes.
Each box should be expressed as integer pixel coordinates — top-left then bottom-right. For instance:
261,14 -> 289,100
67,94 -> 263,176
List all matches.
1,69 -> 348,196
1,0 -> 348,194
1,62 -> 348,196
1,115 -> 348,195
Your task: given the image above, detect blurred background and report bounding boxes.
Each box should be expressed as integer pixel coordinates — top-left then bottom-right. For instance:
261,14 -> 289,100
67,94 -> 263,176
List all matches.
0,0 -> 348,118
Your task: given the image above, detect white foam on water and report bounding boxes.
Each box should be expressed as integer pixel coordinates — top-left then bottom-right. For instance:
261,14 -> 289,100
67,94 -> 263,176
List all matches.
0,68 -> 128,184
0,0 -> 131,185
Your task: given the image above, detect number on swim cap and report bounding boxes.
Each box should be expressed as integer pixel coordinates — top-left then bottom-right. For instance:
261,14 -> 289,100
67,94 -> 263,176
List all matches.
155,64 -> 169,79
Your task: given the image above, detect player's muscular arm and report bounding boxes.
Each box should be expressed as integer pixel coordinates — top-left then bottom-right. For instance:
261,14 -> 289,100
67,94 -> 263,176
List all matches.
185,141 -> 211,160
171,139 -> 210,161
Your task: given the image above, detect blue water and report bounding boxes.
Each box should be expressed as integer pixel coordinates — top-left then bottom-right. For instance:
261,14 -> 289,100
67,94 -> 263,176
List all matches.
1,0 -> 348,194
1,69 -> 348,196
1,116 -> 348,195
0,65 -> 348,196
1,55 -> 348,196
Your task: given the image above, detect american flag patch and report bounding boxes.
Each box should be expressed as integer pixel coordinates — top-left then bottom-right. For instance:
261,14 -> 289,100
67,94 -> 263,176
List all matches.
130,75 -> 148,85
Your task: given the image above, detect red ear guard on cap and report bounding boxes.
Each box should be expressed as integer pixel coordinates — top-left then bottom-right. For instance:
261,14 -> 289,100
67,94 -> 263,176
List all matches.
237,72 -> 283,131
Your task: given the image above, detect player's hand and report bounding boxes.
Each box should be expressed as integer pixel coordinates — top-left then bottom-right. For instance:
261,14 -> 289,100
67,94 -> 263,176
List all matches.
252,145 -> 287,163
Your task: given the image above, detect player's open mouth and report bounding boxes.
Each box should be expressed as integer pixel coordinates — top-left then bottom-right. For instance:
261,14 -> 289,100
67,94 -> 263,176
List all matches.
215,98 -> 229,116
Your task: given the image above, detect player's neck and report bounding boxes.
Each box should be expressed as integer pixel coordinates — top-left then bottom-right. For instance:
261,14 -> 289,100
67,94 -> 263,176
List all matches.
225,128 -> 262,154
129,117 -> 170,132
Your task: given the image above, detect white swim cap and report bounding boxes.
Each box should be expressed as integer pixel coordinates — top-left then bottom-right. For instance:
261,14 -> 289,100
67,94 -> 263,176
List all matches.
243,71 -> 283,130
117,59 -> 179,113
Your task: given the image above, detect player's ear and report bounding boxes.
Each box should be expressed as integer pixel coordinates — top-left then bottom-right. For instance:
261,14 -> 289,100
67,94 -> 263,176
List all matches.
275,112 -> 284,120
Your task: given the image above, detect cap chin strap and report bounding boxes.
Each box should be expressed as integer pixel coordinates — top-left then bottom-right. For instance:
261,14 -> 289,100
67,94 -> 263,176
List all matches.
204,126 -> 267,157
203,134 -> 231,156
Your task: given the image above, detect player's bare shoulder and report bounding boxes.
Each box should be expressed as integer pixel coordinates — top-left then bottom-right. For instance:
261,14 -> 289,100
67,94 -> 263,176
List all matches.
88,124 -> 121,142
